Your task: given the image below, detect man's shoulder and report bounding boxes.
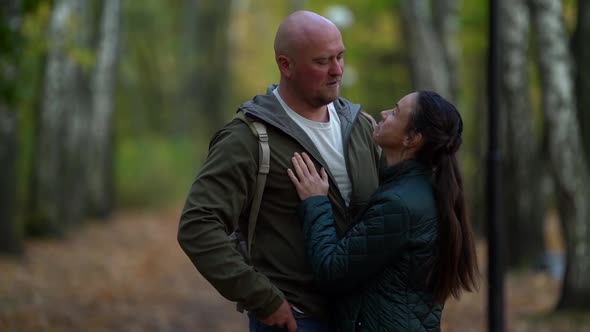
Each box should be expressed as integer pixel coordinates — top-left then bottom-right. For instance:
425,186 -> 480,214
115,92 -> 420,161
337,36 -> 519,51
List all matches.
333,97 -> 377,129
209,115 -> 259,150
333,96 -> 360,114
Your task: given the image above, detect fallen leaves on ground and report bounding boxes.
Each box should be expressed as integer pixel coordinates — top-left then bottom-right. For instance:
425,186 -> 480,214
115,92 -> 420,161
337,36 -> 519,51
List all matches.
1,207 -> 588,331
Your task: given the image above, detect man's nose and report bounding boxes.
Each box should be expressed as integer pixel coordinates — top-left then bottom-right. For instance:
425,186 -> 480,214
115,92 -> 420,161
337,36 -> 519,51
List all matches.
329,58 -> 343,75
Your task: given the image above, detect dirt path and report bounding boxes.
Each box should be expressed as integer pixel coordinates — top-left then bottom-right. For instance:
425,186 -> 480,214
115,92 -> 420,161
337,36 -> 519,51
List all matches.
0,207 -> 587,331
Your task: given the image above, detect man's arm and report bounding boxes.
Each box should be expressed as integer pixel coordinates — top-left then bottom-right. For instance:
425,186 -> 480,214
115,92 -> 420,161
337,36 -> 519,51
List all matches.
177,121 -> 284,319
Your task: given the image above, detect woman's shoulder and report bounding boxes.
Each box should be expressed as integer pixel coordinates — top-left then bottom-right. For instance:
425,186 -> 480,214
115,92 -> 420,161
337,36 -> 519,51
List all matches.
380,171 -> 433,196
373,174 -> 436,217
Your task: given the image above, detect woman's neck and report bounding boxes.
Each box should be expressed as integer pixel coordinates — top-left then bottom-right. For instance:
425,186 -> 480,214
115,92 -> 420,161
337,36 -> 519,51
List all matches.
383,148 -> 414,167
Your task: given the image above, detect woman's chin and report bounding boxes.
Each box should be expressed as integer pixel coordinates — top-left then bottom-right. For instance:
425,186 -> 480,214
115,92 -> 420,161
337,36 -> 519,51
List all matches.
372,131 -> 380,142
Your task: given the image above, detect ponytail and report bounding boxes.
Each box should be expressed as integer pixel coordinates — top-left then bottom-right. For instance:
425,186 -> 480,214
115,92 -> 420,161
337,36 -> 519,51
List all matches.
430,153 -> 479,303
411,91 -> 479,304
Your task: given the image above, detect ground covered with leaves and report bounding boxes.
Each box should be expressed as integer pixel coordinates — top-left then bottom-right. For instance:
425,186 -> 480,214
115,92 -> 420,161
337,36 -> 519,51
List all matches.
1,207 -> 588,331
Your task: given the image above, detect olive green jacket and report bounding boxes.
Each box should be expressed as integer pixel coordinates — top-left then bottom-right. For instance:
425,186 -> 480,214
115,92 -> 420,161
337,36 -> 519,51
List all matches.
178,85 -> 381,319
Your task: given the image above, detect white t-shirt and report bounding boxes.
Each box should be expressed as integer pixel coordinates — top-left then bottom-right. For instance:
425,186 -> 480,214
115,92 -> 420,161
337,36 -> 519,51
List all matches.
273,88 -> 352,205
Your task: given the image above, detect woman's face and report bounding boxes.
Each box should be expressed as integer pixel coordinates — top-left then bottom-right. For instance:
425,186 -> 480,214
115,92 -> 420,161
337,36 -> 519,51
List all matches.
373,92 -> 418,149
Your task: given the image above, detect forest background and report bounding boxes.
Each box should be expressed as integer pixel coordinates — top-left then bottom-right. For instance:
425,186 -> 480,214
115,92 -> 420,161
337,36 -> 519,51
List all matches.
1,0 -> 590,330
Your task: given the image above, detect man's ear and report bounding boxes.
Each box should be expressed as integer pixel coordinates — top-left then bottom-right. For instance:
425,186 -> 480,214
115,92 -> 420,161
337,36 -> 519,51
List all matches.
403,131 -> 423,149
277,55 -> 293,78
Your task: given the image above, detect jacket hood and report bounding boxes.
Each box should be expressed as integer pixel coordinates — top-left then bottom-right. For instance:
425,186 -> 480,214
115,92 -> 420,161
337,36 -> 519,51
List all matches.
236,84 -> 363,173
238,84 -> 361,134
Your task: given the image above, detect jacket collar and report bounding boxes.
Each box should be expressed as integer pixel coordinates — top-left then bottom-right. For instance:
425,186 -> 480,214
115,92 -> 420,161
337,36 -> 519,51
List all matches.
237,84 -> 361,174
238,84 -> 360,133
380,160 -> 432,184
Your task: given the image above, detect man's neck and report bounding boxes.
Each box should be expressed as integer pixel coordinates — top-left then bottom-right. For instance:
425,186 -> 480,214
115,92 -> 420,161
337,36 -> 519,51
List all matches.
277,87 -> 329,122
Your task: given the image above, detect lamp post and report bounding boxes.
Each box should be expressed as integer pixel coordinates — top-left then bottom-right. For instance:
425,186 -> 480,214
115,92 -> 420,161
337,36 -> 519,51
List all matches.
487,0 -> 504,331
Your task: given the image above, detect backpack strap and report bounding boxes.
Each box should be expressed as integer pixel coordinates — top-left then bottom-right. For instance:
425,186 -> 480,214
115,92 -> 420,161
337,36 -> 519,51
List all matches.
232,112 -> 270,259
247,121 -> 269,257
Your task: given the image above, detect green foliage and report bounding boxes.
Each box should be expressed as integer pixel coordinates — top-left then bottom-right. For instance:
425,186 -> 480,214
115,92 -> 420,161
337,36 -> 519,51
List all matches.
116,136 -> 207,208
0,1 -> 27,106
16,1 -> 51,208
19,1 -> 50,101
12,0 -> 564,215
111,0 -> 492,209
116,0 -> 186,137
284,1 -> 408,115
228,2 -> 288,111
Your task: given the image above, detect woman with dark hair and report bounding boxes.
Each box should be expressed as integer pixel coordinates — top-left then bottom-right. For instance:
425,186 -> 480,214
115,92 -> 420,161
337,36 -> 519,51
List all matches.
287,91 -> 479,331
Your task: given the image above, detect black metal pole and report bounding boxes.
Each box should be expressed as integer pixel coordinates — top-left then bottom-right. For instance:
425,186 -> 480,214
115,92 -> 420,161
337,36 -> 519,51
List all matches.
487,0 -> 504,331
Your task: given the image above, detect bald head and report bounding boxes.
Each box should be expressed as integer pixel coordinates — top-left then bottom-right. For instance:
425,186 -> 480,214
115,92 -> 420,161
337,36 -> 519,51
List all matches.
274,11 -> 341,58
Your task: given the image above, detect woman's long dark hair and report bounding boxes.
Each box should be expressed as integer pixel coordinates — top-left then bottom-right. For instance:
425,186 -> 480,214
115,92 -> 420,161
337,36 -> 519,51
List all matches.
410,91 -> 479,304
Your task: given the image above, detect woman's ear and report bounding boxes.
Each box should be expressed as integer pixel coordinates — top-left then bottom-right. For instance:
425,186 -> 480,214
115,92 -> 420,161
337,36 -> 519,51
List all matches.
403,131 -> 423,149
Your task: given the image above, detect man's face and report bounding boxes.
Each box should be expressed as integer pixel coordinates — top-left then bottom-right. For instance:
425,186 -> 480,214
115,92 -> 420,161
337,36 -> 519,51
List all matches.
290,29 -> 345,108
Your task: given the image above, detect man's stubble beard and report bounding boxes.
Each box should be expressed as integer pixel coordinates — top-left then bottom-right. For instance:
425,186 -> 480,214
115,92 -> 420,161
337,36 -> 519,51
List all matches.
312,87 -> 340,108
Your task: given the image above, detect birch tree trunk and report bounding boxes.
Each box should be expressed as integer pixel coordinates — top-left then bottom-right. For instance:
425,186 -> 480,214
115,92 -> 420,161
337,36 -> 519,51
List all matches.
31,0 -> 92,235
572,0 -> 590,160
87,0 -> 121,218
530,0 -> 590,309
0,0 -> 23,253
399,0 -> 451,98
499,0 -> 545,268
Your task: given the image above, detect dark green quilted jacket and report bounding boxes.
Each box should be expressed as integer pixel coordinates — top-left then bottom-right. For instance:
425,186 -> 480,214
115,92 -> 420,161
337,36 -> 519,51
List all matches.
298,160 -> 443,332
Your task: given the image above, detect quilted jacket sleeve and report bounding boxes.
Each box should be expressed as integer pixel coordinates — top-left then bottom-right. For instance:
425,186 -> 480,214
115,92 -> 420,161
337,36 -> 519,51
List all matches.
298,194 -> 410,292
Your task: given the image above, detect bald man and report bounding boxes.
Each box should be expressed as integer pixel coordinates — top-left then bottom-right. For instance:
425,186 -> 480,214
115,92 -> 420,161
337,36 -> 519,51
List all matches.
178,11 -> 381,332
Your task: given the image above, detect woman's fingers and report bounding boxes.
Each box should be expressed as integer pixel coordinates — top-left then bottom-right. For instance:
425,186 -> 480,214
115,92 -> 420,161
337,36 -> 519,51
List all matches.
292,152 -> 327,184
287,168 -> 300,186
291,154 -> 307,179
294,153 -> 312,178
288,152 -> 330,199
301,152 -> 318,176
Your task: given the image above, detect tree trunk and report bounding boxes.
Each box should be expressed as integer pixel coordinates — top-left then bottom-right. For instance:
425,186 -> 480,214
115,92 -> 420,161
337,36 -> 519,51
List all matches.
30,0 -> 92,235
0,111 -> 20,253
399,0 -> 451,98
87,0 -> 121,218
0,0 -> 24,254
572,0 -> 590,160
433,0 -> 460,101
499,0 -> 545,268
530,0 -> 590,309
